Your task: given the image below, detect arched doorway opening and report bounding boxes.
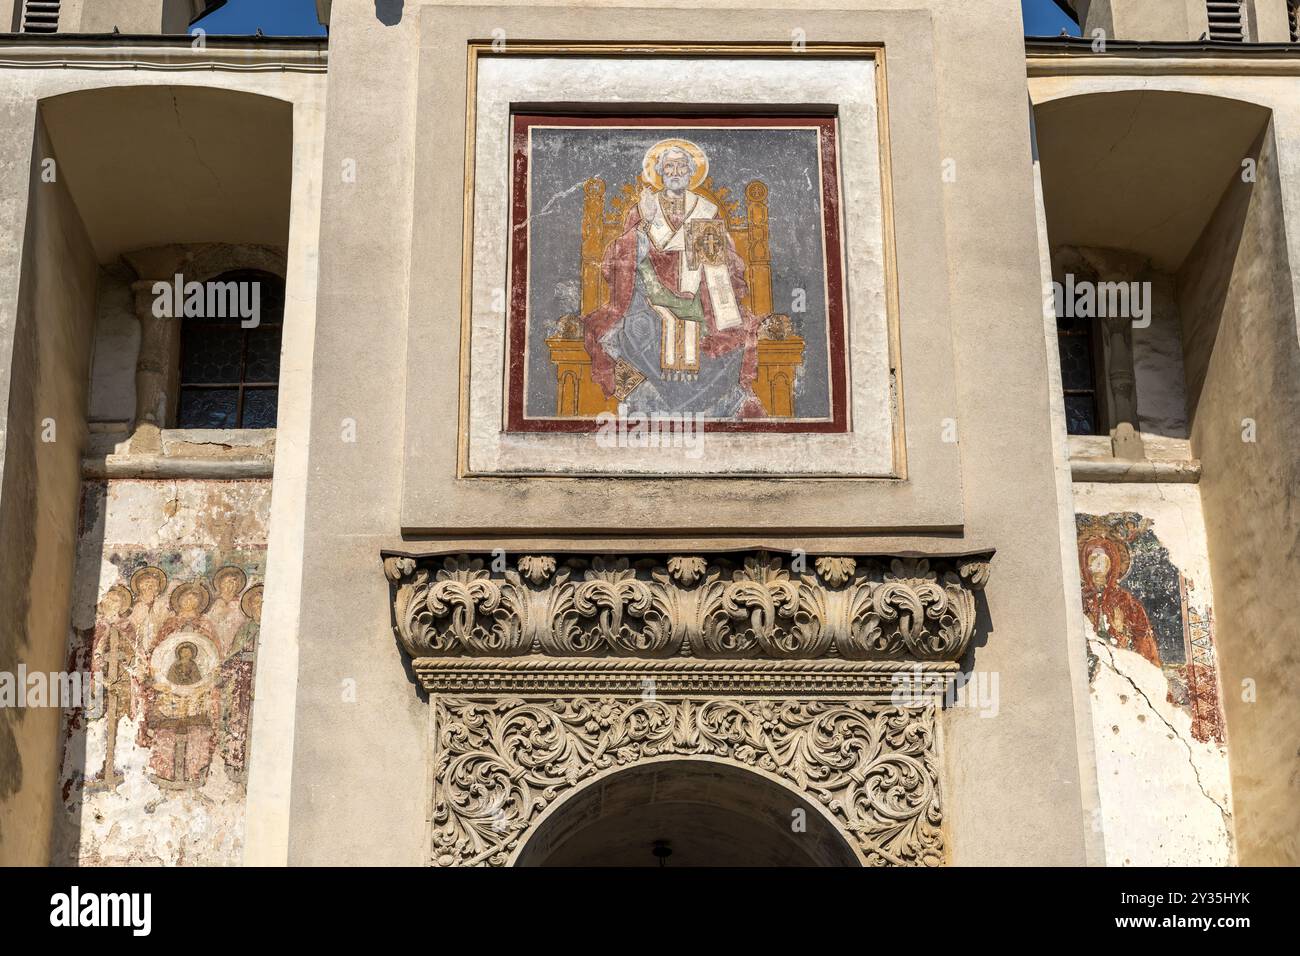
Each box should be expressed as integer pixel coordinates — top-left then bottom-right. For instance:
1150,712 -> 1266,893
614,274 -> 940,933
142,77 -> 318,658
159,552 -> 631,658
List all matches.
512,758 -> 863,867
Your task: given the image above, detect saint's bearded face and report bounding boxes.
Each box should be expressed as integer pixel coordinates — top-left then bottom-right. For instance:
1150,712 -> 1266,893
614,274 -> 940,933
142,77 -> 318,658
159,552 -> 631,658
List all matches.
659,151 -> 693,192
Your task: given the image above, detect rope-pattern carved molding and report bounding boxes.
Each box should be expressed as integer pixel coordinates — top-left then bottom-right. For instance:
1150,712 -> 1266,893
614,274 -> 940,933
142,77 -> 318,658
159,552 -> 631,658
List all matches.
432,695 -> 943,868
413,657 -> 958,697
383,550 -> 993,662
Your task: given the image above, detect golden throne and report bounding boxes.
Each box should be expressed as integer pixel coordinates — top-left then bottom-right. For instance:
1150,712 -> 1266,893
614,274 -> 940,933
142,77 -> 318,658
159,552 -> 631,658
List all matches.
545,176 -> 805,417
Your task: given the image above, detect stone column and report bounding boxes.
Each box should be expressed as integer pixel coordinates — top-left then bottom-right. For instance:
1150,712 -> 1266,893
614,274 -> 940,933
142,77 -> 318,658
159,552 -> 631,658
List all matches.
1100,310 -> 1144,459
129,279 -> 181,455
1059,245 -> 1148,459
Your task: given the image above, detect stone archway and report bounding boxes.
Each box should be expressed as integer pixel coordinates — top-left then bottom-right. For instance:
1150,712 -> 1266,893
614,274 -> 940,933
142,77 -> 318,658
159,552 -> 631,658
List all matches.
512,757 -> 863,867
384,549 -> 993,867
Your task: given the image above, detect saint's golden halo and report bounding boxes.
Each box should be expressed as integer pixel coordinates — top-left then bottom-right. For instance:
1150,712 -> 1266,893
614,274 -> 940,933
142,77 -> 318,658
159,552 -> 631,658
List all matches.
642,138 -> 710,191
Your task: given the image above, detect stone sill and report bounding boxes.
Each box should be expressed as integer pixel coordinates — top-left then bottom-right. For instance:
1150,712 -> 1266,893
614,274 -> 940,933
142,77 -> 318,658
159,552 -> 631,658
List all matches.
1070,457 -> 1201,483
1068,434 -> 1200,483
82,426 -> 275,479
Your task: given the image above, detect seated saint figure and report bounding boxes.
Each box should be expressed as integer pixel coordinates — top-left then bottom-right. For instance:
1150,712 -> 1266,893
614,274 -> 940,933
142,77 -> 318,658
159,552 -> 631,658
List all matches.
581,139 -> 766,419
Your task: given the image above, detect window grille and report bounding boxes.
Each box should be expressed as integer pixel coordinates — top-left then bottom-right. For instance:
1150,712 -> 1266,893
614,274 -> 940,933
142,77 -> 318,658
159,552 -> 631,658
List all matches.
176,271 -> 285,430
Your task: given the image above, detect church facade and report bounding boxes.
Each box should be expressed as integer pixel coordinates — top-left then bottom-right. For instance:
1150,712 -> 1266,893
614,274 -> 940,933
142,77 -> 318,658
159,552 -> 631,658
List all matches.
0,0 -> 1295,867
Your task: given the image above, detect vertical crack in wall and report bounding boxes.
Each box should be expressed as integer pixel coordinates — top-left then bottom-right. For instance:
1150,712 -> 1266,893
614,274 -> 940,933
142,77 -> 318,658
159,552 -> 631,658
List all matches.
1090,636 -> 1234,844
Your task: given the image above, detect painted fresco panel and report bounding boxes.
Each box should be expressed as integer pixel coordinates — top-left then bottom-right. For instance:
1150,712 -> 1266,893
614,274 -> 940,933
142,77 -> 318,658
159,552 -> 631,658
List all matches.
507,115 -> 849,433
54,479 -> 270,865
1077,511 -> 1225,745
1073,484 -> 1233,866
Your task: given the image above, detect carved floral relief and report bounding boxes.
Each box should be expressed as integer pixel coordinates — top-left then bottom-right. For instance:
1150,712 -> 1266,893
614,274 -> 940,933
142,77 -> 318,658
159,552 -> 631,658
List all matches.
383,551 -> 992,663
431,696 -> 942,868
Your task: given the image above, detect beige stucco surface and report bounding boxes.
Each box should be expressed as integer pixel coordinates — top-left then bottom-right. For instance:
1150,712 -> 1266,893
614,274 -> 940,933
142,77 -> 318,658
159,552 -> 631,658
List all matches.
1071,0 -> 1209,42
39,85 -> 293,263
1179,120 -> 1300,867
65,0 -> 196,35
274,0 -> 1093,867
0,115 -> 98,865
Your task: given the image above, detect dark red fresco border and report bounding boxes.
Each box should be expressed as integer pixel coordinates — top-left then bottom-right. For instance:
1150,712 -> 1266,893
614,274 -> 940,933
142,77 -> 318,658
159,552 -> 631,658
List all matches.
504,113 -> 849,434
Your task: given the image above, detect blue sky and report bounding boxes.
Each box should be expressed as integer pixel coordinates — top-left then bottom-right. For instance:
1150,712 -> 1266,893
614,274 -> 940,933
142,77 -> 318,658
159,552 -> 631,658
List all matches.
193,0 -> 1078,39
1023,0 -> 1082,35
193,0 -> 326,36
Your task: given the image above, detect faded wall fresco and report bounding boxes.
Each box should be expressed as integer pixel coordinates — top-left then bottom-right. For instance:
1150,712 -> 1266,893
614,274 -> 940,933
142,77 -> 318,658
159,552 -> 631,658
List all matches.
54,479 -> 270,865
1073,483 -> 1233,865
1078,512 -> 1225,745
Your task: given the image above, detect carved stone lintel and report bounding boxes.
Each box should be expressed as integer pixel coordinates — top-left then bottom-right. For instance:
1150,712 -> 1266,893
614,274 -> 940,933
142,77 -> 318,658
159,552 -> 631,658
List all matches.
431,695 -> 943,868
383,551 -> 993,664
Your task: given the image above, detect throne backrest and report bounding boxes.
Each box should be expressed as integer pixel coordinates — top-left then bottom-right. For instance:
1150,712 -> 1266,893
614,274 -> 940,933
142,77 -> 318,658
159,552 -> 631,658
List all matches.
579,175 -> 774,318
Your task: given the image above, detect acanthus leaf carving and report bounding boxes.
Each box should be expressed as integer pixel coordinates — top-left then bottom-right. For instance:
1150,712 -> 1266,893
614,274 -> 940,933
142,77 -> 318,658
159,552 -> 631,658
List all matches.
430,695 -> 943,868
384,550 -> 992,663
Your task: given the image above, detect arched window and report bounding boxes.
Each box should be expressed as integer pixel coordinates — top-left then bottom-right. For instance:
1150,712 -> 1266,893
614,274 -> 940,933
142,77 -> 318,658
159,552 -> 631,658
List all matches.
177,270 -> 284,429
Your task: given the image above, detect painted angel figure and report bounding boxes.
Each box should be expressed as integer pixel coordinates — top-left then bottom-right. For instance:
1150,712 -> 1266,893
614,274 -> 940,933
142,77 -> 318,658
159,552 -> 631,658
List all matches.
581,139 -> 766,418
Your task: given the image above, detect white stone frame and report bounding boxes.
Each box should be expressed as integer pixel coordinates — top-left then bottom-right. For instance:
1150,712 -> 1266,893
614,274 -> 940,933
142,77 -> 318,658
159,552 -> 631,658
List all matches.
465,54 -> 897,477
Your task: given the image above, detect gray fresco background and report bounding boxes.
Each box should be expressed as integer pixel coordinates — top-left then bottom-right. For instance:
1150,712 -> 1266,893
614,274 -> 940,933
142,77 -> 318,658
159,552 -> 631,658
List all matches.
521,125 -> 834,419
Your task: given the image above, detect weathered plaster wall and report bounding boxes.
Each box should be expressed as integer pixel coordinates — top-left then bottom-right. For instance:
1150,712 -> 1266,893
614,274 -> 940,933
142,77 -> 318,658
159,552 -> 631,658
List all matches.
0,116 -> 98,865
53,478 -> 270,865
1073,482 -> 1232,865
1177,123 -> 1300,866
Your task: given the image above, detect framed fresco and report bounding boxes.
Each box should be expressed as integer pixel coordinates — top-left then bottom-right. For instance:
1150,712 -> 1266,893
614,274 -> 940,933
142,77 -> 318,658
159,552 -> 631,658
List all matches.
442,47 -> 923,483
506,114 -> 849,434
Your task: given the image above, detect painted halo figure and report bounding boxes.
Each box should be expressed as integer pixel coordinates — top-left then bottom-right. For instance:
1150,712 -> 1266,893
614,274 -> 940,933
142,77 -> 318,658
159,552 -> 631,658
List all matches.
581,139 -> 766,419
138,581 -> 222,789
1079,536 -> 1161,667
205,565 -> 248,655
219,582 -> 263,778
89,584 -> 137,788
128,565 -> 170,658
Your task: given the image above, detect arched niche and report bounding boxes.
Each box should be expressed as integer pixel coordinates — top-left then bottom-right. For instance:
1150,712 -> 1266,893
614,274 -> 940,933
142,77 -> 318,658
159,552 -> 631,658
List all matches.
512,756 -> 864,867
